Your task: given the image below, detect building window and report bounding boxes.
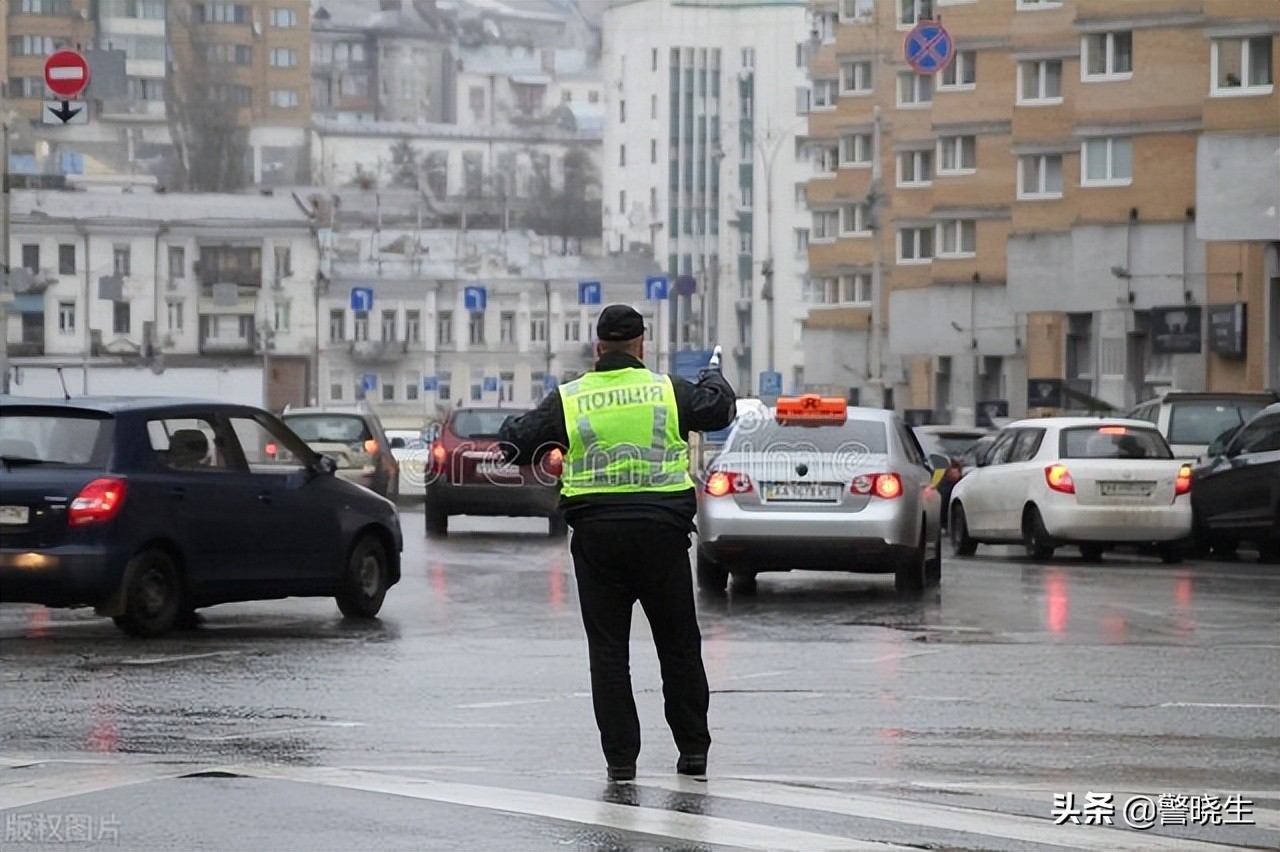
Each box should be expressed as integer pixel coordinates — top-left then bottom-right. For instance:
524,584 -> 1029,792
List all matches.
274,301 -> 289,332
1081,137 -> 1132,186
1018,154 -> 1064,198
897,0 -> 933,28
499,311 -> 516,344
812,210 -> 840,241
818,141 -> 840,174
405,310 -> 421,343
1016,0 -> 1062,9
841,0 -> 874,20
195,3 -> 250,24
381,310 -> 397,342
1082,32 -> 1133,81
168,301 -> 185,332
651,94 -> 658,119
794,228 -> 810,256
329,369 -> 346,402
353,311 -> 369,342
814,10 -> 837,42
405,371 -> 420,401
1211,36 -> 1273,96
9,36 -> 58,57
937,219 -> 977,257
619,190 -> 627,216
939,50 -> 977,89
470,383 -> 483,402
58,301 -> 75,334
938,135 -> 976,174
564,319 -> 581,342
329,309 -> 345,341
650,138 -> 657,164
588,90 -> 600,104
530,317 -> 547,343
897,72 -> 933,106
897,227 -> 935,263
1018,59 -> 1063,103
381,373 -> 395,402
897,150 -> 934,186
437,311 -> 453,346
58,244 -> 75,275
269,90 -> 299,108
269,48 -> 297,68
840,203 -> 871,236
168,246 -> 185,283
20,244 -> 40,273
619,144 -> 626,167
619,99 -> 626,123
270,8 -> 297,27
812,79 -> 838,109
840,61 -> 873,95
437,370 -> 451,401
113,302 -> 131,334
18,1 -> 75,15
824,274 -> 871,305
469,311 -> 485,345
113,245 -> 131,276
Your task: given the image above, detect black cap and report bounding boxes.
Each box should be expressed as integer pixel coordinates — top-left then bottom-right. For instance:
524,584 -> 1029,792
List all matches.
596,304 -> 645,341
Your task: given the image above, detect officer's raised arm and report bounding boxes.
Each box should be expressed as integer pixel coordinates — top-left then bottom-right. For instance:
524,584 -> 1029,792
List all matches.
498,391 -> 568,466
674,348 -> 737,435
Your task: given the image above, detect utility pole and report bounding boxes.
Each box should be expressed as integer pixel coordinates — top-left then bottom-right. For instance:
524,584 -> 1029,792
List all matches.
869,105 -> 885,407
544,277 -> 552,385
1,113 -> 11,395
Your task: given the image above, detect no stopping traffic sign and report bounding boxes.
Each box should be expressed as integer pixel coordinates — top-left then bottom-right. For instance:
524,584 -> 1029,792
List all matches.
44,50 -> 91,99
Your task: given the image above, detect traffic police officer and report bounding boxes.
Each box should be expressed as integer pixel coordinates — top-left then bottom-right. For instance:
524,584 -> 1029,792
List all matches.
500,304 -> 736,782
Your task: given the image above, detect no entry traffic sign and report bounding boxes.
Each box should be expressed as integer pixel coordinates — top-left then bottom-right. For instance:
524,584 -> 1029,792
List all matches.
44,50 -> 91,99
904,20 -> 954,75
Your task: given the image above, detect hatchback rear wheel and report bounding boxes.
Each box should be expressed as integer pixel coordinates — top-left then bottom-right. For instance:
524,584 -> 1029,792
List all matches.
950,504 -> 977,557
113,548 -> 183,637
1023,506 -> 1056,560
336,535 -> 389,619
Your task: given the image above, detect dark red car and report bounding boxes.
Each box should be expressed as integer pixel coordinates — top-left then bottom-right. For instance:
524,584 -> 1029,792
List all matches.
424,407 -> 565,537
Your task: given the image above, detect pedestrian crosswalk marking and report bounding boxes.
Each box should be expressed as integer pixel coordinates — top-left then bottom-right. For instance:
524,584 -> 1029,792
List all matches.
0,763 -> 193,811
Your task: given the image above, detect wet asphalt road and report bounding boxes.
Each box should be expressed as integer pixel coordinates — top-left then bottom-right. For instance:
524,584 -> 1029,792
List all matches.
1,508 -> 1277,850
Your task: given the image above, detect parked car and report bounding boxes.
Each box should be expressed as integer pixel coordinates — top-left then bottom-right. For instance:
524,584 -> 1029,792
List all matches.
696,396 -> 948,596
1126,391 -> 1278,459
1191,402 -> 1280,562
949,418 -> 1193,563
425,406 -> 565,537
0,396 -> 403,636
386,429 -> 429,502
913,426 -> 992,528
282,403 -> 399,500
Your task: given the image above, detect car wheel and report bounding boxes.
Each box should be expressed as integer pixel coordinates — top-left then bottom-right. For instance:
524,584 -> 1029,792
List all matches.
950,504 -> 977,557
1211,538 -> 1239,560
894,528 -> 926,597
925,528 -> 942,586
1022,506 -> 1056,560
548,514 -> 569,538
731,572 -> 758,595
1079,544 -> 1105,562
425,503 -> 448,537
336,535 -> 389,619
1156,542 -> 1184,565
696,551 -> 729,593
1258,540 -> 1280,565
112,548 -> 183,637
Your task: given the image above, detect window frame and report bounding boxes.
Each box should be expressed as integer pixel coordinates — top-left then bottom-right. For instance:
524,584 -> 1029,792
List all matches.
1080,136 -> 1133,188
897,71 -> 933,108
840,203 -> 871,237
839,132 -> 872,168
897,226 -> 935,264
1081,31 -> 1133,82
938,50 -> 977,90
1017,59 -> 1064,105
936,219 -> 977,259
1210,35 -> 1275,97
839,60 -> 873,96
812,79 -> 839,110
1017,153 -> 1064,199
937,135 -> 976,175
896,149 -> 934,187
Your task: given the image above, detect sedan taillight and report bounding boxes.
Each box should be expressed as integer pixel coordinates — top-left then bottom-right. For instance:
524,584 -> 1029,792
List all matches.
850,473 -> 903,499
704,471 -> 753,497
68,478 -> 128,527
1175,463 -> 1192,496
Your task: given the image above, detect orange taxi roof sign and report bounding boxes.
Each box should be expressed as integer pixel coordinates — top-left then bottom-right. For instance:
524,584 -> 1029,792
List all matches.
775,394 -> 847,424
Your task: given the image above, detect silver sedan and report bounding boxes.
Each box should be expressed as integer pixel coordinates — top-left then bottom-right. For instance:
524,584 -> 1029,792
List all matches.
695,399 -> 947,595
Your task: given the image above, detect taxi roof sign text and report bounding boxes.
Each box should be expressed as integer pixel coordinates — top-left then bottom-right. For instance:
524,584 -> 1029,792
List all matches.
774,394 -> 848,426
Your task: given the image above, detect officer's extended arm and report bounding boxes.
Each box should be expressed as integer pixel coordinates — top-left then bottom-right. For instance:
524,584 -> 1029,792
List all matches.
498,390 -> 569,466
679,362 -> 737,434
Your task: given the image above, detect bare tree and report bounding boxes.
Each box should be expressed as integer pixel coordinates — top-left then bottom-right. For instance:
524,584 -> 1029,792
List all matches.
523,145 -> 601,250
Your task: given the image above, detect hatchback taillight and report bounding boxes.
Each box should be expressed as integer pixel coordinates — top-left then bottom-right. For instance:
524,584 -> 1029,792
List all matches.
68,478 -> 128,527
850,473 -> 903,499
1045,464 -> 1075,494
704,471 -> 753,497
1174,463 -> 1192,497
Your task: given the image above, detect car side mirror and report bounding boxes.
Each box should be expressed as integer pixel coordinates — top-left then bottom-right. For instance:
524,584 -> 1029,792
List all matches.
311,454 -> 337,477
927,452 -> 951,472
390,437 -> 406,450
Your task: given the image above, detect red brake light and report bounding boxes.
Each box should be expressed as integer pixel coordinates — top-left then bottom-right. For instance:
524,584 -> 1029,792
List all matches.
430,441 -> 447,474
850,473 -> 903,499
1098,426 -> 1127,435
705,471 -> 752,497
265,442 -> 278,457
68,478 -> 128,527
1175,463 -> 1192,496
1045,464 -> 1075,494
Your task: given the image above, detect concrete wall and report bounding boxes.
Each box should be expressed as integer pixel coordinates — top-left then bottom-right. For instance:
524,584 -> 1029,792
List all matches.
1196,134 -> 1280,242
6,365 -> 264,405
800,326 -> 870,393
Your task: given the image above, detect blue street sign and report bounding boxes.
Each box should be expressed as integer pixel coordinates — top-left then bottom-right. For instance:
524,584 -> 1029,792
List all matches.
672,349 -> 715,383
483,376 -> 498,393
464,285 -> 487,312
361,373 -> 378,392
904,20 -> 954,75
759,371 -> 783,397
645,275 -> 669,301
578,280 -> 602,305
422,376 -> 439,392
350,287 -> 374,313
543,373 -> 559,393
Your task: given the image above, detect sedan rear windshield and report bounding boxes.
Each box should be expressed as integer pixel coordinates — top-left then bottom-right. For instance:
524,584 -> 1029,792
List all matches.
0,411 -> 112,467
451,410 -> 523,439
1167,401 -> 1269,446
728,419 -> 888,454
283,415 -> 371,444
1060,426 -> 1172,460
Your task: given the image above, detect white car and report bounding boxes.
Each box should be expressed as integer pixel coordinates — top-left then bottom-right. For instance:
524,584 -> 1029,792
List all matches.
386,429 -> 430,501
948,418 -> 1193,563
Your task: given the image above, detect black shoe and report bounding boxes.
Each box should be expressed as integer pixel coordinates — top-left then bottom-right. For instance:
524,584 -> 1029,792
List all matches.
607,764 -> 636,783
676,754 -> 707,776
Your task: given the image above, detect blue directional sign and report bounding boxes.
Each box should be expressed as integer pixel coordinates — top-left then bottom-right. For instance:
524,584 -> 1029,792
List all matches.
578,280 -> 602,305
904,19 -> 954,75
483,376 -> 499,393
645,275 -> 669,301
361,373 -> 378,392
543,373 -> 559,393
422,375 -> 439,392
464,285 -> 487,312
759,371 -> 783,397
350,287 -> 374,313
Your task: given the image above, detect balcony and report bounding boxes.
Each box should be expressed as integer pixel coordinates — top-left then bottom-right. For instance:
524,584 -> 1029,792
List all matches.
199,334 -> 256,356
350,339 -> 407,364
7,340 -> 45,357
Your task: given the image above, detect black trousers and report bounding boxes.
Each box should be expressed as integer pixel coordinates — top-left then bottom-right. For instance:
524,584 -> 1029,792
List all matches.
569,520 -> 711,768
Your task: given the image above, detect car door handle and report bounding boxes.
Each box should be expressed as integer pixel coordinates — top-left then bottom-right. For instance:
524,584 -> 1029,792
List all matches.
257,492 -> 273,505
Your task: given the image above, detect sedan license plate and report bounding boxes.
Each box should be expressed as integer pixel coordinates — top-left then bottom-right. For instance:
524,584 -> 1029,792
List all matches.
475,463 -> 516,476
0,505 -> 30,526
1099,481 -> 1153,497
763,483 -> 839,502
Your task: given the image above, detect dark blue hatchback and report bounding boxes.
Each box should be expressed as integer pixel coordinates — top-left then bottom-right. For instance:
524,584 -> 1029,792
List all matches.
0,396 -> 403,636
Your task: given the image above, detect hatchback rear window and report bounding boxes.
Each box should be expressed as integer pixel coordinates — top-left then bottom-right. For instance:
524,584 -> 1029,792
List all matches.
283,415 -> 371,443
1060,426 -> 1172,460
0,411 -> 112,467
728,419 -> 888,454
451,410 -> 523,438
1167,401 -> 1269,446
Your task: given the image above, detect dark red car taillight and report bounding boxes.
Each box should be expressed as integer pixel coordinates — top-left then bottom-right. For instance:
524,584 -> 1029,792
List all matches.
68,478 -> 128,527
429,441 -> 447,474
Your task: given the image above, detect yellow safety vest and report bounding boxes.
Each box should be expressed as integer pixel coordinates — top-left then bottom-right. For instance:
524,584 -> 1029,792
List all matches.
559,367 -> 693,497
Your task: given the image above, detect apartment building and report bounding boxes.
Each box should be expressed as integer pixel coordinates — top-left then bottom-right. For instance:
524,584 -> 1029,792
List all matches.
601,0 -> 812,394
806,0 -> 1278,423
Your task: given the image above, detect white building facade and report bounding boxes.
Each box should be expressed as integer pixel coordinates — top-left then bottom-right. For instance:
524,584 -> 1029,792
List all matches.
600,0 -> 811,395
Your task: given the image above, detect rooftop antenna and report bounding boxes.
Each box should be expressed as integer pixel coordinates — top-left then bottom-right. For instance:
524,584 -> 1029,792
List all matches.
55,366 -> 71,401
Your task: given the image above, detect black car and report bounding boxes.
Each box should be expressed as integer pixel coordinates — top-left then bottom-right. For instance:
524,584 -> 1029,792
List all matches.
913,426 -> 992,529
0,397 -> 403,636
1191,402 -> 1280,562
